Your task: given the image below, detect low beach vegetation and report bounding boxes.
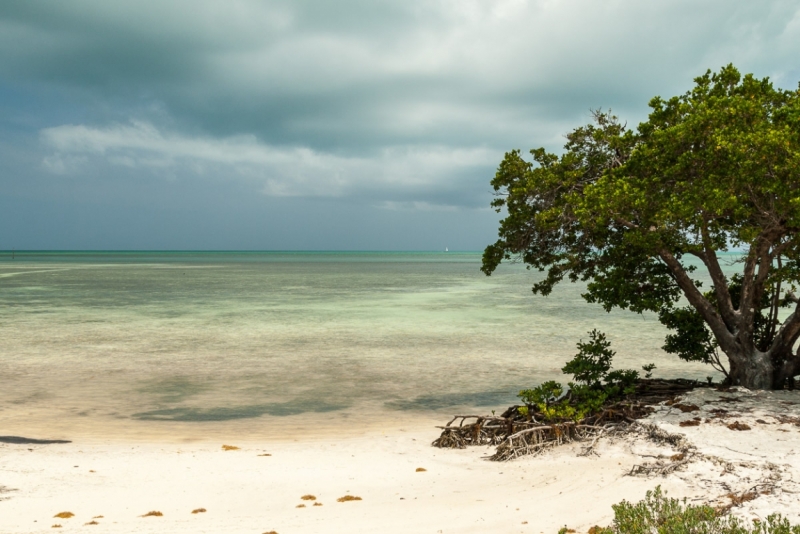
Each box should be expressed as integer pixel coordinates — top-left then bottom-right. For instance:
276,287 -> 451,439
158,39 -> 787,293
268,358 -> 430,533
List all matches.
482,64 -> 800,390
517,329 -> 641,423
595,486 -> 800,534
433,331 -> 688,460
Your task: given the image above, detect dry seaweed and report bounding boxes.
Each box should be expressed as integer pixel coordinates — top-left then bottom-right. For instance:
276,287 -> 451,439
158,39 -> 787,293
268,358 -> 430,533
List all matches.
53,512 -> 74,519
727,421 -> 751,431
337,495 -> 362,502
141,511 -> 163,517
626,424 -> 696,477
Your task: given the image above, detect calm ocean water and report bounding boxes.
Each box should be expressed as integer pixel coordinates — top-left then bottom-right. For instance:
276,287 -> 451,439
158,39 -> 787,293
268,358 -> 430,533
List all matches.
0,251 -> 715,440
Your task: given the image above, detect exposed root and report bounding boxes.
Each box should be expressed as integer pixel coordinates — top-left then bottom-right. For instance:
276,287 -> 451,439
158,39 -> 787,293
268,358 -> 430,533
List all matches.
490,422 -> 618,461
626,423 -> 696,477
433,379 -> 704,462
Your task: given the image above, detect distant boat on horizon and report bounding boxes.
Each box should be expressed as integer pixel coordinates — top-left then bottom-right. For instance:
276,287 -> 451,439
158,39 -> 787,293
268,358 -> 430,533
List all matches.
445,247 -> 448,252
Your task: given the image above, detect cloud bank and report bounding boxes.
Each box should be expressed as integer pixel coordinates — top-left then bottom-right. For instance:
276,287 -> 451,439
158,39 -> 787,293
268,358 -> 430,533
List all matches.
40,120 -> 496,202
1,0 -> 799,248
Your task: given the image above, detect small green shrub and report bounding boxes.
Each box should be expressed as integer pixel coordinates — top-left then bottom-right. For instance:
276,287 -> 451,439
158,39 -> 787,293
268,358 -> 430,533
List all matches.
642,363 -> 657,379
566,384 -> 608,415
518,381 -> 564,407
517,330 -> 641,422
564,330 -> 638,411
562,329 -> 639,396
561,329 -> 615,387
597,486 -> 800,534
518,381 -> 570,422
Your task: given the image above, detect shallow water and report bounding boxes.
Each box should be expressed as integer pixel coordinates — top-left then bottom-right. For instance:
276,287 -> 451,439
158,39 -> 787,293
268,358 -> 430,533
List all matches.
0,251 -> 717,441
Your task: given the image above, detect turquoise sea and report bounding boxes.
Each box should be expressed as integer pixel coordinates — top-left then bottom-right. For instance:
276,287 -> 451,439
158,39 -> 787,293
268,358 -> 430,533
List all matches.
0,251 -> 715,441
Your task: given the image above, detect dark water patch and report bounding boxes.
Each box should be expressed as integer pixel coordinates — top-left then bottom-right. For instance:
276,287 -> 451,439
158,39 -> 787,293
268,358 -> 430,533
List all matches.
138,377 -> 210,403
385,390 -> 515,411
0,436 -> 71,444
132,399 -> 348,422
9,390 -> 53,405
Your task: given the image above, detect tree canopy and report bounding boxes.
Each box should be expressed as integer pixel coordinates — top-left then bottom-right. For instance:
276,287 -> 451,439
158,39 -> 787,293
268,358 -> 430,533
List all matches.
482,65 -> 800,390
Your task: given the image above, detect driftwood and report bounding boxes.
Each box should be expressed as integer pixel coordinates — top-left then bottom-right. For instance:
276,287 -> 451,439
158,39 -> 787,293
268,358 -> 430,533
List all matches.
432,378 -> 703,462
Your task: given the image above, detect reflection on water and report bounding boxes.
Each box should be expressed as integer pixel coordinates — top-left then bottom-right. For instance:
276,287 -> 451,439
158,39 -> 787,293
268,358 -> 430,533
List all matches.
0,251 -> 719,440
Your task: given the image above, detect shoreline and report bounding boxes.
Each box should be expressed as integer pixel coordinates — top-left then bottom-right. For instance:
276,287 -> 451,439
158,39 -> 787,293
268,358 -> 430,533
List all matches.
3,387 -> 800,533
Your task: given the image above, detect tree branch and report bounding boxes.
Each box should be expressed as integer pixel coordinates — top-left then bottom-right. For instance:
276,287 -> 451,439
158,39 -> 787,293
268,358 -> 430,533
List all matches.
769,299 -> 800,362
657,248 -> 738,357
698,220 -> 737,329
740,230 -> 782,335
739,247 -> 760,324
767,255 -> 783,344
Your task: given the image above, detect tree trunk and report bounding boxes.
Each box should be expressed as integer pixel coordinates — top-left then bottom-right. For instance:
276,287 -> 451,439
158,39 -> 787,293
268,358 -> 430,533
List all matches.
774,350 -> 800,390
726,349 -> 774,389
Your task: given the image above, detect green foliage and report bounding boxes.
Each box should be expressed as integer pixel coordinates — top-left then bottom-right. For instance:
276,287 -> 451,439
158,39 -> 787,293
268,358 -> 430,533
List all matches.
518,380 -> 564,406
519,330 -> 638,422
604,369 -> 639,396
566,384 -> 608,417
659,306 -> 717,365
642,363 -> 657,379
563,329 -> 638,394
562,329 -> 615,387
596,486 -> 800,534
518,381 -> 574,421
483,64 -> 800,389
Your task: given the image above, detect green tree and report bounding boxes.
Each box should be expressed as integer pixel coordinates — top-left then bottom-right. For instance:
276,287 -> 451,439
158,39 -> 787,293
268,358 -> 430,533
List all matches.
482,65 -> 800,390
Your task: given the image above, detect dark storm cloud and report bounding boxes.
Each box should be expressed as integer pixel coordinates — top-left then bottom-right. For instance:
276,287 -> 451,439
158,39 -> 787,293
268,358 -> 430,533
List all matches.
1,0 -> 799,248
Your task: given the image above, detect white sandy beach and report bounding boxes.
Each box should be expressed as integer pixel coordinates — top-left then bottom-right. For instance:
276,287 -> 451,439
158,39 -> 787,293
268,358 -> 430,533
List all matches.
2,387 -> 800,534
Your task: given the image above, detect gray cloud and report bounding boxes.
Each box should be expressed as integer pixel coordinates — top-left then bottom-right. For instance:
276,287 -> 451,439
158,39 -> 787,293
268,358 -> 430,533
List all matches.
39,119 -> 497,203
1,0 -> 799,248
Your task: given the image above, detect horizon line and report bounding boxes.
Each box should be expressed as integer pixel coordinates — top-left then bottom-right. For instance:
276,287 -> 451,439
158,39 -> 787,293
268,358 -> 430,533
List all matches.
0,249 -> 483,253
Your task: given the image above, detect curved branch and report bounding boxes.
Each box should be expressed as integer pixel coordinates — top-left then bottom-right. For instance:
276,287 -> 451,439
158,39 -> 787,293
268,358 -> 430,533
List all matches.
657,248 -> 739,358
698,220 -> 736,328
768,299 -> 800,361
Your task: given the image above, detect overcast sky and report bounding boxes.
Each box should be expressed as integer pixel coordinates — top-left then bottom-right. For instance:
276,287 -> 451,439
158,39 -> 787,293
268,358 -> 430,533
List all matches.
2,1 -> 799,250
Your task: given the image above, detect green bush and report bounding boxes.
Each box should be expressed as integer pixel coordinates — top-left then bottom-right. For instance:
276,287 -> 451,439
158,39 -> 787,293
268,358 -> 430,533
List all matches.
562,329 -> 616,387
517,330 -> 640,422
594,486 -> 800,534
563,329 -> 639,396
517,381 -> 576,421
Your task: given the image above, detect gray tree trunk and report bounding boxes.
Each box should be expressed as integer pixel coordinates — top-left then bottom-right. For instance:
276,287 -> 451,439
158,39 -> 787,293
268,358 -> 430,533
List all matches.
727,349 -> 774,389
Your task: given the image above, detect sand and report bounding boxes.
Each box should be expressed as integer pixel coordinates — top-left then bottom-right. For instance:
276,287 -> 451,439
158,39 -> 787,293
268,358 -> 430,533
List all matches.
2,387 -> 800,533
